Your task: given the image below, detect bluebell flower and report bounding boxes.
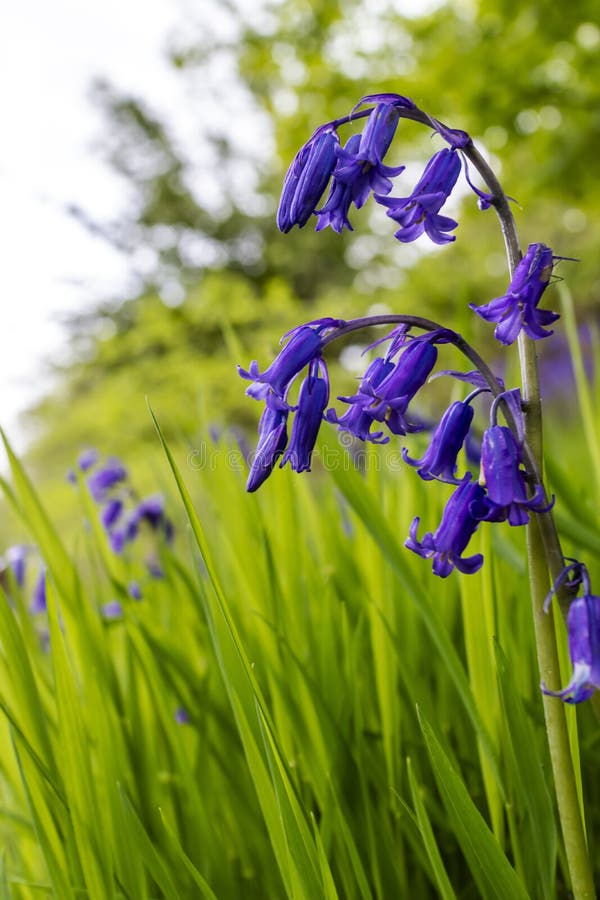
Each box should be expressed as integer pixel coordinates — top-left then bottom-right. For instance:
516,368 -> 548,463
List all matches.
361,337 -> 440,436
30,568 -> 47,615
78,448 -> 99,472
375,148 -> 461,244
102,600 -> 123,620
3,544 -> 28,588
331,102 -> 406,210
146,556 -> 164,579
405,473 -> 488,577
277,128 -> 340,232
175,706 -> 190,725
315,134 -> 360,233
101,498 -> 123,531
125,495 -> 173,544
543,592 -> 600,704
128,581 -> 142,601
280,361 -> 329,473
326,357 -> 394,444
478,425 -> 551,526
246,396 -> 289,492
402,397 -> 475,483
470,243 -> 559,345
87,459 -> 128,502
239,320 -> 340,401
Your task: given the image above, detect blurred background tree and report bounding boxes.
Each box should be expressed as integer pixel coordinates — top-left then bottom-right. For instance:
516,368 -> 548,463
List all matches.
24,0 -> 600,483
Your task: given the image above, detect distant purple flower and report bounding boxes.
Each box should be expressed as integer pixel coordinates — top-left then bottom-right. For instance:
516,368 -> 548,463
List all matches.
478,425 -> 551,526
30,569 -> 47,614
405,474 -> 488,577
402,398 -> 475,483
376,148 -> 461,244
128,581 -> 142,601
277,129 -> 340,232
239,322 -> 336,401
146,556 -> 164,579
175,706 -> 190,725
126,495 -> 169,541
110,530 -> 126,554
470,243 -> 559,345
543,593 -> 600,703
246,396 -> 289,492
101,498 -> 123,531
4,545 -> 28,588
280,361 -> 329,473
102,600 -> 123,620
78,448 -> 99,472
87,459 -> 127,502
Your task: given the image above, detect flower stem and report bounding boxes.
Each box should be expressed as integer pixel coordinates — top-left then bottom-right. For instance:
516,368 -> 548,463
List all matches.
465,142 -> 596,898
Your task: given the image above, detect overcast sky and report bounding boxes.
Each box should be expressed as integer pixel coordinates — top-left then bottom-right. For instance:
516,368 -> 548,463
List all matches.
0,0 -> 186,448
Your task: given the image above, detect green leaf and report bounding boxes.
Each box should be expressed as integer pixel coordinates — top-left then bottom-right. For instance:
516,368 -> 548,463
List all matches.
418,710 -> 530,900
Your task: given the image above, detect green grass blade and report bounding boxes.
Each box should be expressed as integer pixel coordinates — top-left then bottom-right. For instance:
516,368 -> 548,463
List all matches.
406,758 -> 457,900
418,710 -> 530,900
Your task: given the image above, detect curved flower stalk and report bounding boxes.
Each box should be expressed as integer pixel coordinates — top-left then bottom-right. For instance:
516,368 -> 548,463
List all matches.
240,88 -> 594,900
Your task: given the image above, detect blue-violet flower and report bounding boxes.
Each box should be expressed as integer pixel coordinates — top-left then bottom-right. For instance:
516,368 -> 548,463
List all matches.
375,148 -> 461,244
405,473 -> 488,577
470,243 -> 559,345
402,397 -> 475,483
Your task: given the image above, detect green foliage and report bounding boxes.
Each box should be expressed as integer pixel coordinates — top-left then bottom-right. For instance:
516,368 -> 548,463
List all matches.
1,414 -> 599,897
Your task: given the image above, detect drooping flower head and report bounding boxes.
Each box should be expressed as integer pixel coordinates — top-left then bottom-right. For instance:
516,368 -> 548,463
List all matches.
477,425 -> 551,525
470,243 -> 559,345
280,359 -> 329,473
277,128 -> 340,232
246,394 -> 289,493
402,393 -> 478,483
239,319 -> 342,401
405,473 -> 488,577
278,94 -> 415,234
542,562 -> 600,704
326,356 -> 394,444
375,148 -> 462,244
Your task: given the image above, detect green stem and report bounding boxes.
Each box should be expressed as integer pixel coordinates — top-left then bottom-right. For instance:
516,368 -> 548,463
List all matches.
464,143 -> 595,898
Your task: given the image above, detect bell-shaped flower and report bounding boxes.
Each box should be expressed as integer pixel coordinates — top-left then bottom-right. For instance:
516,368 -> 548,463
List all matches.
281,361 -> 329,473
239,321 -> 339,401
405,473 -> 488,577
87,459 -> 128,502
402,398 -> 475,483
246,396 -> 289,492
542,593 -> 600,704
375,148 -> 461,244
478,425 -> 551,526
326,357 -> 394,444
277,128 -> 340,232
470,243 -> 559,345
363,338 -> 439,436
332,102 -> 406,209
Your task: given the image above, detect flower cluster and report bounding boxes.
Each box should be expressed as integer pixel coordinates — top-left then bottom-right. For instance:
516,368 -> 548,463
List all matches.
70,450 -> 174,600
239,90 -> 585,708
0,544 -> 46,614
277,93 -> 468,244
240,315 -> 555,579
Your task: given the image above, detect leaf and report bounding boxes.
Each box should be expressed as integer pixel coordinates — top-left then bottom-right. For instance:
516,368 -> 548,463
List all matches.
418,710 -> 530,900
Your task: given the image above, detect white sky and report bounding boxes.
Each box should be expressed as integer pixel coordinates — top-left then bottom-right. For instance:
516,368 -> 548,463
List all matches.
0,0 -> 184,448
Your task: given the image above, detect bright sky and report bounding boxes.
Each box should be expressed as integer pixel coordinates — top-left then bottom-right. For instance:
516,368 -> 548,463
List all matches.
0,0 -> 184,448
